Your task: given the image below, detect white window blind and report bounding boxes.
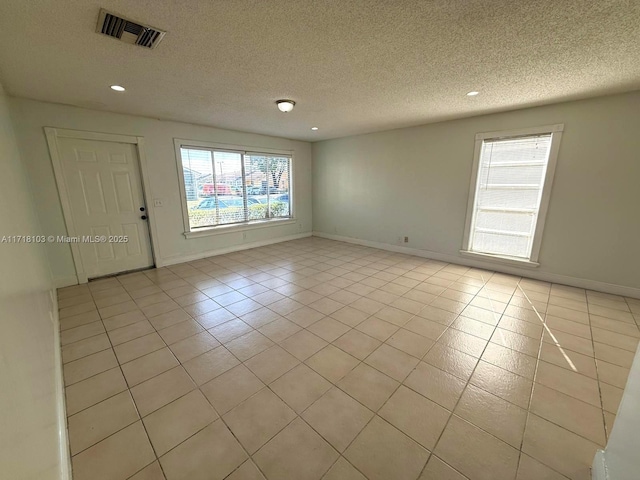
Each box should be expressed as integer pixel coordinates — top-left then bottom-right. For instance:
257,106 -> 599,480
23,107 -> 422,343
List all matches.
469,134 -> 553,259
179,146 -> 292,230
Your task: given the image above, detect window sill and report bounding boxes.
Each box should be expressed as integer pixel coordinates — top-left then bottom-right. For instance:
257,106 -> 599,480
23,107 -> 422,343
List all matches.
184,218 -> 296,239
459,250 -> 540,268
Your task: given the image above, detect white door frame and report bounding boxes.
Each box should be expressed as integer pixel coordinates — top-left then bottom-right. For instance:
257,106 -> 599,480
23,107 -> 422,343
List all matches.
44,127 -> 160,284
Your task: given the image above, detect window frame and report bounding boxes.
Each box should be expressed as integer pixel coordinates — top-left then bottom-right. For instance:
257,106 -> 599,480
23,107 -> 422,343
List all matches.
461,124 -> 564,267
174,138 -> 295,238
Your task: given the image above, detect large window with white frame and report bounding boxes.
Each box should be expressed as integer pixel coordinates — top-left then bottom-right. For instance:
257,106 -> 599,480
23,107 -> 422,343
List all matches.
462,124 -> 564,265
175,140 -> 293,233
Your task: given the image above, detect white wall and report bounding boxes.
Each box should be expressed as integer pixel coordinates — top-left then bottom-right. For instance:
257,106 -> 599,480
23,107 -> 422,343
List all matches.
0,87 -> 66,478
8,97 -> 313,286
312,91 -> 640,295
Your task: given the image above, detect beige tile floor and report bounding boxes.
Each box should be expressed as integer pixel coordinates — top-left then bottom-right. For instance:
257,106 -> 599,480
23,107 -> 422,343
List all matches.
57,237 -> 640,480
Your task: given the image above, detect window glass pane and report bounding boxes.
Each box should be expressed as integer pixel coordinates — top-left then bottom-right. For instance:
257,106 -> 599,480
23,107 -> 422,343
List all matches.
470,134 -> 552,259
244,155 -> 292,220
244,155 -> 268,220
181,148 -> 244,229
267,157 -> 291,218
212,151 -> 244,225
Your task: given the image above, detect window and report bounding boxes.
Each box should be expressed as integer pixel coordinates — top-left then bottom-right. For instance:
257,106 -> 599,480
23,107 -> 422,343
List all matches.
176,140 -> 293,233
462,124 -> 563,265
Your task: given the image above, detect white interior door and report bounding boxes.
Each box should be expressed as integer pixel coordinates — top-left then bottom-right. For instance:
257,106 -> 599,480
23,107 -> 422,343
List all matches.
57,137 -> 154,279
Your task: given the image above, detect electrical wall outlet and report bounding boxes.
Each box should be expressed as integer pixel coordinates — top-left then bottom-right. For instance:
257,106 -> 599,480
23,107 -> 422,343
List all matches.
404,236 -> 409,243
153,198 -> 165,207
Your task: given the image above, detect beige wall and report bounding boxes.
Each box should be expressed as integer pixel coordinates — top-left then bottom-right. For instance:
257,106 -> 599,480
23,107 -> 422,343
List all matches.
9,97 -> 313,286
0,87 -> 65,478
312,91 -> 640,294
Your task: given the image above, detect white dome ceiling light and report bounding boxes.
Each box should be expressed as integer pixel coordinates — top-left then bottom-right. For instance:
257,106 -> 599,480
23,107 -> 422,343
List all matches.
466,91 -> 479,96
110,85 -> 126,91
276,99 -> 295,112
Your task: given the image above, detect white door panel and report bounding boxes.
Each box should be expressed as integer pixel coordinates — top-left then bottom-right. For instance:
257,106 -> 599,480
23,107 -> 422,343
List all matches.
58,137 -> 153,278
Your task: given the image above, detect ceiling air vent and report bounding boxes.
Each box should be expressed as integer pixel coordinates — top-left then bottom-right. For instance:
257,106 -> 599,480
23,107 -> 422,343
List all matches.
96,9 -> 166,49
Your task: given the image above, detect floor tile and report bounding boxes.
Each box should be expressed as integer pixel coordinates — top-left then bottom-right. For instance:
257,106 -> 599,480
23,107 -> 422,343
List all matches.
121,347 -> 180,386
333,329 -> 381,360
535,360 -> 600,407
200,364 -> 264,414
305,344 -> 359,383
419,456 -> 468,480
270,363 -> 332,413
355,317 -> 399,341
600,382 -> 623,414
258,317 -> 301,343
481,342 -> 536,379
379,385 -> 450,450
130,366 -> 196,416
330,306 -> 370,327
522,414 -> 600,480
159,420 -> 247,480
279,330 -> 328,360
404,316 -> 448,340
128,461 -> 166,480
225,330 -> 274,361
114,332 -> 166,364
470,361 -> 533,409
60,321 -> 105,346
345,416 -> 429,480
386,328 -> 434,358
530,383 -> 606,445
182,345 -> 240,385
337,363 -> 399,411
62,333 -> 112,363
244,345 -> 300,384
226,460 -> 266,480
364,344 -> 419,381
223,388 -> 296,454
538,342 -> 597,379
322,457 -> 367,480
168,331 -> 220,363
302,387 -> 373,452
108,320 -> 156,346
306,317 -> 350,342
516,454 -> 568,480
143,390 -> 218,456
64,348 -> 119,386
403,361 -> 466,410
68,390 -> 139,455
157,319 -> 204,345
423,343 -> 478,381
253,417 -> 339,480
435,415 -> 519,480
454,384 -> 527,448
65,367 -> 128,416
71,421 -> 155,480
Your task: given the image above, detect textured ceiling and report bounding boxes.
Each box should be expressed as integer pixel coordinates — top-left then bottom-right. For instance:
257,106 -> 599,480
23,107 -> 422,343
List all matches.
0,0 -> 638,141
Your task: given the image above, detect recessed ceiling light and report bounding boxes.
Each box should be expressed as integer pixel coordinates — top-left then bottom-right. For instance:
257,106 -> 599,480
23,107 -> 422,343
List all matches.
311,127 -> 319,131
110,85 -> 126,92
276,99 -> 295,112
466,91 -> 479,96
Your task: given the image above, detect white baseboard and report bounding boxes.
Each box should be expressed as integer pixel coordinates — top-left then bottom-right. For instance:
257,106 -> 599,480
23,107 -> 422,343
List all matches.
50,290 -> 71,480
592,450 -> 607,480
312,231 -> 640,299
158,232 -> 313,267
53,275 -> 78,289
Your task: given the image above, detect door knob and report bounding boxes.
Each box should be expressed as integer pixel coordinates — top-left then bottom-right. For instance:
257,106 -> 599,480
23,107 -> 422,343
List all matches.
141,215 -> 148,220
140,207 -> 145,211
